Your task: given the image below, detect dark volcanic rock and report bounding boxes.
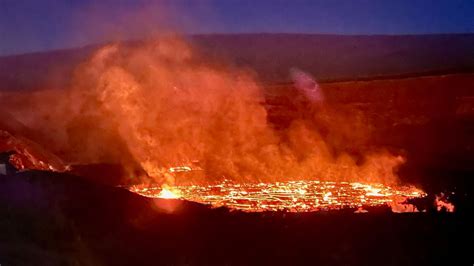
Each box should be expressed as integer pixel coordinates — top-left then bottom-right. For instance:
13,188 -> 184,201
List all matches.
0,170 -> 472,265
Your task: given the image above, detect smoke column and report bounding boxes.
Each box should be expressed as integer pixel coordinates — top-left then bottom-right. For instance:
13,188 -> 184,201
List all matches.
1,36 -> 405,186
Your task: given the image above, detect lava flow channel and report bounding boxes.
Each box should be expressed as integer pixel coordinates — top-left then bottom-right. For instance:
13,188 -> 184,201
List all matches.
131,180 -> 426,212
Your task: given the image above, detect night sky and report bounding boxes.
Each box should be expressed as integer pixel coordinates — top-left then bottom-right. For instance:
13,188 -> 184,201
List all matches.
0,0 -> 473,55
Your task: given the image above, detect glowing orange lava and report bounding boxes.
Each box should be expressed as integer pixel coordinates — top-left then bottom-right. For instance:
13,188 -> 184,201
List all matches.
158,186 -> 181,199
131,180 -> 426,212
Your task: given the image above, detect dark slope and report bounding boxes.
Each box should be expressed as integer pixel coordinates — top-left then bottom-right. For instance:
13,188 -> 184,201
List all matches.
0,46 -> 96,90
1,33 -> 474,90
0,170 -> 472,265
190,33 -> 474,82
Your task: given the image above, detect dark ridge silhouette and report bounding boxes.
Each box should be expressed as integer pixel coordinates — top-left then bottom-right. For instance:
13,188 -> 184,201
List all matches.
1,33 -> 474,90
190,33 -> 474,83
0,169 -> 472,265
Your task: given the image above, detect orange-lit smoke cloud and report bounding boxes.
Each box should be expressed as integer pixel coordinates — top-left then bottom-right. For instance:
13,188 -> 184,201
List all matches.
2,35 -> 405,186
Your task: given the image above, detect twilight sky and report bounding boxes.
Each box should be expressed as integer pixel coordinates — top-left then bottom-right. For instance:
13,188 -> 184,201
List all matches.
0,0 -> 473,55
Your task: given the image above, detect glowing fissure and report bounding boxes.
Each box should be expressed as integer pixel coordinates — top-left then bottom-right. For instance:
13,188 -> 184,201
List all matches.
131,180 -> 426,212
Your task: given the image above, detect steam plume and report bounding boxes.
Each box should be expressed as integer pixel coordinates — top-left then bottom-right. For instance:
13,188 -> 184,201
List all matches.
290,68 -> 324,103
1,36 -> 405,186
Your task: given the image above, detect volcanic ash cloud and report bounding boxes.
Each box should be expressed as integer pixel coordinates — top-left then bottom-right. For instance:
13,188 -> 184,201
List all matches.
7,36 -> 405,185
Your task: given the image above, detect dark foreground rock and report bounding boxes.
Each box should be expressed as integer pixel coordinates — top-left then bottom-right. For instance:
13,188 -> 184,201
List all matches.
0,171 -> 472,266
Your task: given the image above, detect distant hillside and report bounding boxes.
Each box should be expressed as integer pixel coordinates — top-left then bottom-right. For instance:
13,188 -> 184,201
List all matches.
190,34 -> 474,82
0,46 -> 96,90
1,33 -> 473,90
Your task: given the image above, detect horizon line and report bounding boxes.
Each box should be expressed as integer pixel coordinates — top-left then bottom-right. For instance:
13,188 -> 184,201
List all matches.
1,32 -> 473,57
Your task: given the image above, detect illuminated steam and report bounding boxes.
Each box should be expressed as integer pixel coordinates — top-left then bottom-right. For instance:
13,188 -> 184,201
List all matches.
290,67 -> 324,103
1,36 -> 405,185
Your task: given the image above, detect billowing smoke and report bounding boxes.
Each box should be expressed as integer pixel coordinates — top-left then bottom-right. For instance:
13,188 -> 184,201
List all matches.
1,36 -> 405,185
